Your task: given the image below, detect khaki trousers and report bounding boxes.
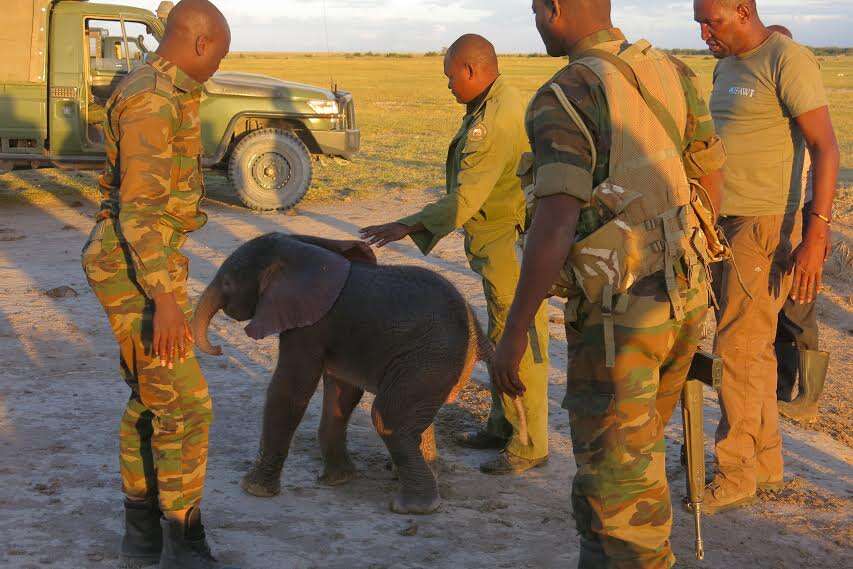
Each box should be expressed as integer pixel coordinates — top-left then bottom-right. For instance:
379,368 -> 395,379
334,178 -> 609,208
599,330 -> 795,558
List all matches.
713,211 -> 802,491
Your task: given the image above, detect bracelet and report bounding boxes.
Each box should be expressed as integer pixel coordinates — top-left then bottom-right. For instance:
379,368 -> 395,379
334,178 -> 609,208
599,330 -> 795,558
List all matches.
810,211 -> 831,225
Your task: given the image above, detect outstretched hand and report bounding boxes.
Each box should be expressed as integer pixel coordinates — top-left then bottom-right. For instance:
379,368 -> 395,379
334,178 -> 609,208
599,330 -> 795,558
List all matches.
360,223 -> 412,248
491,330 -> 529,398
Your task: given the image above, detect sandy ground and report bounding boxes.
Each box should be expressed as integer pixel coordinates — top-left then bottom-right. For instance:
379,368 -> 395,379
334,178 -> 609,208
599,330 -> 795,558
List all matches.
0,171 -> 850,569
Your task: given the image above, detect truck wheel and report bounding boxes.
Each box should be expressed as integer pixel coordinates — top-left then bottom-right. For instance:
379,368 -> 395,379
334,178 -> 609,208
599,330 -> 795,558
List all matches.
228,128 -> 312,211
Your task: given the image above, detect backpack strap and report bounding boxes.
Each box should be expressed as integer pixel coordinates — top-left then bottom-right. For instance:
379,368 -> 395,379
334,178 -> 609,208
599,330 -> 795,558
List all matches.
582,47 -> 684,152
548,83 -> 597,174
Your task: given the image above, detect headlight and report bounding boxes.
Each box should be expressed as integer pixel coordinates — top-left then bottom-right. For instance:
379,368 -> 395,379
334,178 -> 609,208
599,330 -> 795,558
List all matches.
307,99 -> 339,115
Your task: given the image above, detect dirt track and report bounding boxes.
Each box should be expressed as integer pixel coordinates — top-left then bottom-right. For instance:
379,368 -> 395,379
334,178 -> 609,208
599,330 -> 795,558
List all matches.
0,170 -> 850,568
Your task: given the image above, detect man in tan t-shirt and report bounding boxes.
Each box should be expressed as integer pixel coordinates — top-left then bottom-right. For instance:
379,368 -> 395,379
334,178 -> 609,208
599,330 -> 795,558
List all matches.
694,0 -> 839,514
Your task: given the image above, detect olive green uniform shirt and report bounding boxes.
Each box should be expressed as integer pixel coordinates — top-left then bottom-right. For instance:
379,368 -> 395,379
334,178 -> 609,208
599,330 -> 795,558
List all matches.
96,53 -> 206,298
399,75 -> 529,253
526,28 -> 725,238
710,32 -> 828,216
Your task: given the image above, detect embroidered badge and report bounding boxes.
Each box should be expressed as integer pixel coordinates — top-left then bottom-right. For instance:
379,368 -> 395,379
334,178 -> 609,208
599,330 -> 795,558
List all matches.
469,123 -> 487,141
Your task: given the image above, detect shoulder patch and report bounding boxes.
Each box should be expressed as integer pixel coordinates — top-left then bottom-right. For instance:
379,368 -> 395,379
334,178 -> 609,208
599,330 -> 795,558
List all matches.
468,122 -> 488,142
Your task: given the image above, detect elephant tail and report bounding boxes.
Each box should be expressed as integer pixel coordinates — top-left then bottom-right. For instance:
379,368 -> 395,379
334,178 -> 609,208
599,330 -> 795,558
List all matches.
445,303 -> 489,404
468,306 -> 495,367
463,303 -> 530,448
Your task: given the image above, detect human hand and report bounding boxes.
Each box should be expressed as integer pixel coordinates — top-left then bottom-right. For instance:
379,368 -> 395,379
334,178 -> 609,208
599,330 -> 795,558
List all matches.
153,292 -> 193,368
789,229 -> 828,304
359,223 -> 412,248
491,329 -> 529,398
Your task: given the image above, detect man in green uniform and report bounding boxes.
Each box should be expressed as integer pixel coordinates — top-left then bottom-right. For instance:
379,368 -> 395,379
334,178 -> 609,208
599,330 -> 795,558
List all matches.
491,1 -> 725,566
694,0 -> 839,514
81,2 -> 238,567
360,34 -> 551,474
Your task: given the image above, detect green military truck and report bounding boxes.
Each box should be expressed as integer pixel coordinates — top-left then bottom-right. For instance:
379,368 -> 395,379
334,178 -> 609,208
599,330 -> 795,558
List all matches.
0,0 -> 360,210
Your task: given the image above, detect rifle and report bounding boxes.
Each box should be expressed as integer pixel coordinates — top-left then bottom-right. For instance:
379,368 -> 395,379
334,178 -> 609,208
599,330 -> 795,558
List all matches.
682,350 -> 722,560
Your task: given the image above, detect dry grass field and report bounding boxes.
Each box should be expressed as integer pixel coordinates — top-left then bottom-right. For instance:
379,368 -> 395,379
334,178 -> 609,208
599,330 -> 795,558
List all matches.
217,53 -> 853,202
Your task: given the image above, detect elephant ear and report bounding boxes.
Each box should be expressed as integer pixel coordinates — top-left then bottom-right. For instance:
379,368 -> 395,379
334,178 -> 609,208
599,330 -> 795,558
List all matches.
291,235 -> 377,265
244,239 -> 351,340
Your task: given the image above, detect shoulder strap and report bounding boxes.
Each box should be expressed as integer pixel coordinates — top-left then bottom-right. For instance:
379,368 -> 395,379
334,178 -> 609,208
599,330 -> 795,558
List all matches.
582,48 -> 684,152
547,83 -> 597,175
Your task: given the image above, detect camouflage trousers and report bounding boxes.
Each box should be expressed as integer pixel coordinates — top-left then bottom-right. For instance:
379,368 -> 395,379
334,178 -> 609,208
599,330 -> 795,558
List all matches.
563,262 -> 708,569
82,221 -> 212,512
465,221 -> 550,460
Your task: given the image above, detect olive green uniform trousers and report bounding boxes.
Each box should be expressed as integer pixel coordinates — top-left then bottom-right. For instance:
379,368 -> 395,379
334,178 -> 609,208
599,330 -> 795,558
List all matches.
82,221 -> 212,512
564,263 -> 708,568
465,221 -> 550,461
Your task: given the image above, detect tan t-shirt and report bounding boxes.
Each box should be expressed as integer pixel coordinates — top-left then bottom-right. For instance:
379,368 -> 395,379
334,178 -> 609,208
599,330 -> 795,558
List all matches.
710,33 -> 827,216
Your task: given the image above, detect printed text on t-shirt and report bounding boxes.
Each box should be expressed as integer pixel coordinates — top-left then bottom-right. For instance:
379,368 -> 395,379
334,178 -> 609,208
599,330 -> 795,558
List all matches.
728,86 -> 756,97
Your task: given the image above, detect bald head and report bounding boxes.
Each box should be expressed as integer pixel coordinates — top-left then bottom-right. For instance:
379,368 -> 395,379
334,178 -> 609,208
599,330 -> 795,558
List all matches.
767,24 -> 792,39
533,0 -> 613,57
157,0 -> 230,82
447,34 -> 498,74
443,34 -> 500,105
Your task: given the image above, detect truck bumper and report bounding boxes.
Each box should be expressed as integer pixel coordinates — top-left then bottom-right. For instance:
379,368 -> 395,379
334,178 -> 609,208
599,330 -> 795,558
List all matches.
311,129 -> 360,160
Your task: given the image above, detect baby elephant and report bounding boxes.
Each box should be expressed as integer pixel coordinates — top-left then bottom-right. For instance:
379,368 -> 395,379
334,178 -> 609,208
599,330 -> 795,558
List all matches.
191,233 -> 491,514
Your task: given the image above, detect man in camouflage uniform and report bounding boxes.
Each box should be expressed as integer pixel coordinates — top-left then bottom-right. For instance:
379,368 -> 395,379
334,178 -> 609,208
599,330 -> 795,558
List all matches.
492,1 -> 725,567
81,2 -> 237,567
361,34 -> 551,474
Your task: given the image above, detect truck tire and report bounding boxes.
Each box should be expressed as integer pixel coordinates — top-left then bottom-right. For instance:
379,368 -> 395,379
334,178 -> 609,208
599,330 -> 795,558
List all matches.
228,128 -> 312,211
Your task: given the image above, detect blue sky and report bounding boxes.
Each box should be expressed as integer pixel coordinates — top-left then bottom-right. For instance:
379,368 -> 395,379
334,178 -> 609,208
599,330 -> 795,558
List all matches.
100,1 -> 853,52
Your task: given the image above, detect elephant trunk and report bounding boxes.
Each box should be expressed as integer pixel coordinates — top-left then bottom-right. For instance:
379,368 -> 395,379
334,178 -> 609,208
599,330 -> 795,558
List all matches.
191,276 -> 225,356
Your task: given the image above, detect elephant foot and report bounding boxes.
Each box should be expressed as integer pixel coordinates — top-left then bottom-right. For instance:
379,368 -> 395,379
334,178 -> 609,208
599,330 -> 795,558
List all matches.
240,452 -> 285,497
318,461 -> 357,486
389,491 -> 441,515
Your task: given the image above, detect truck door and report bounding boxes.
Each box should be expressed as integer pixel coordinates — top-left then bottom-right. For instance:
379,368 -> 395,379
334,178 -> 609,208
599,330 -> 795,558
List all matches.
82,18 -> 159,149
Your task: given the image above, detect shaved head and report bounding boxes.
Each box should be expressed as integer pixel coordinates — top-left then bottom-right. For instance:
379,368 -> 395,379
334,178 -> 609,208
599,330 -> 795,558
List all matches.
443,34 -> 500,105
767,24 -> 792,39
164,0 -> 228,41
157,0 -> 230,82
447,34 -> 498,74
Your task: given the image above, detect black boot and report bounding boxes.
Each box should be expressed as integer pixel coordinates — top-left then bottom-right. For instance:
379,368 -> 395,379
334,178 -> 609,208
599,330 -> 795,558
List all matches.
779,350 -> 828,422
775,342 -> 799,402
159,507 -> 239,569
119,497 -> 162,569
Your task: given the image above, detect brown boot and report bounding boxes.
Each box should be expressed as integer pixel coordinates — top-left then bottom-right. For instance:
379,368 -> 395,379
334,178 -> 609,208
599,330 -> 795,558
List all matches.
479,451 -> 548,475
699,477 -> 756,515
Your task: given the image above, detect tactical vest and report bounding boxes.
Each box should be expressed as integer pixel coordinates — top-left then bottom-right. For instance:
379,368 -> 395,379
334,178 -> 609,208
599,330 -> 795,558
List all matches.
530,41 -> 726,366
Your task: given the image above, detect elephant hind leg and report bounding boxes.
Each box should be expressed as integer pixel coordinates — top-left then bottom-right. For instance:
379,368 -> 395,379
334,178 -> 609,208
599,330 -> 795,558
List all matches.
318,375 -> 364,486
372,388 -> 443,515
420,423 -> 438,474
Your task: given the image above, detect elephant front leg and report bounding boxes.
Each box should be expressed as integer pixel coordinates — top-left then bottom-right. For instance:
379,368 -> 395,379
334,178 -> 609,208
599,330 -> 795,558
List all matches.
241,346 -> 323,498
372,395 -> 441,515
318,375 -> 364,486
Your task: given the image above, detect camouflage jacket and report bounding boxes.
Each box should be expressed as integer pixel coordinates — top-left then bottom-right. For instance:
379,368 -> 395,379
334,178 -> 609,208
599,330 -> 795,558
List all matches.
95,53 -> 206,298
526,28 -> 726,238
399,75 -> 529,254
